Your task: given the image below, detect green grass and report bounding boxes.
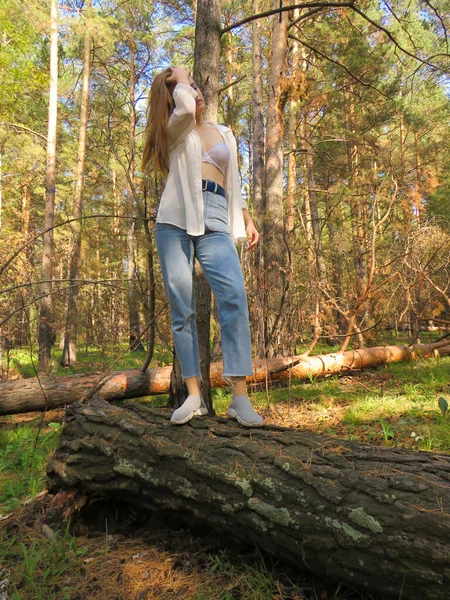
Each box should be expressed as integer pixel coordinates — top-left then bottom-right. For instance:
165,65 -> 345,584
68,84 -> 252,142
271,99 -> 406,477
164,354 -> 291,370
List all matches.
0,425 -> 61,514
0,522 -> 88,600
0,425 -> 88,599
192,548 -> 279,600
205,358 -> 450,452
6,331 -> 439,380
385,358 -> 449,391
296,330 -> 439,358
6,343 -> 174,379
1,353 -> 449,599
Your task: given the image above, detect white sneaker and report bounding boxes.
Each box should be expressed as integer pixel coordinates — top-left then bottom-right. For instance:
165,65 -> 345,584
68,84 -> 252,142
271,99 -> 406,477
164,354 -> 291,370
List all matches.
227,396 -> 263,427
170,395 -> 208,425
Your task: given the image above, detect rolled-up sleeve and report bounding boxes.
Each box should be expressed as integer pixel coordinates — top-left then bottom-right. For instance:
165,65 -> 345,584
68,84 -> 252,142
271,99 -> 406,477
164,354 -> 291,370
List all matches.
228,131 -> 248,211
167,83 -> 197,149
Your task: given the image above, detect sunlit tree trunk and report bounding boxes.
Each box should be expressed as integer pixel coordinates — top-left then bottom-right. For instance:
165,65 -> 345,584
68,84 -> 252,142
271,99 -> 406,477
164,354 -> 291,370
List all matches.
414,130 -> 423,224
303,108 -> 327,284
343,83 -> 366,347
262,0 -> 289,357
170,0 -> 221,410
112,168 -> 121,237
193,0 -> 221,408
223,12 -> 234,128
141,180 -> 156,366
344,84 -> 365,298
325,191 -> 345,336
251,0 -> 265,358
286,8 -> 300,236
62,0 -> 92,366
38,0 -> 58,372
126,15 -> 144,352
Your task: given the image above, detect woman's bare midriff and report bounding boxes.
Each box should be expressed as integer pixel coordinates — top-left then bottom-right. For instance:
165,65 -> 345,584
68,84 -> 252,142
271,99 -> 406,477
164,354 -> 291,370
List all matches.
201,162 -> 225,188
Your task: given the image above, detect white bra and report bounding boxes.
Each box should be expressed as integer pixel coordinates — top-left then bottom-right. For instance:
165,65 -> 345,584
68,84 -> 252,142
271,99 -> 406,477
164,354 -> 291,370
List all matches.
201,143 -> 230,176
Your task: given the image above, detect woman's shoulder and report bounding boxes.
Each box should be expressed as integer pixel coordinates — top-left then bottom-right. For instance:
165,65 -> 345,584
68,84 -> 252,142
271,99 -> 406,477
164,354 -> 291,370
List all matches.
207,121 -> 232,134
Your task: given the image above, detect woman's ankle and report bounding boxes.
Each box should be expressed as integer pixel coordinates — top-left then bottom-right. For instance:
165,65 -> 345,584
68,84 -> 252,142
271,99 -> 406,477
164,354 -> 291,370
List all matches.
225,375 -> 247,396
185,375 -> 201,396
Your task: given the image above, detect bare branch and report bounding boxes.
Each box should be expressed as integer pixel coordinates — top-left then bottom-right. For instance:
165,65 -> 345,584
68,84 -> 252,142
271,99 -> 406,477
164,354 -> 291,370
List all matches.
0,122 -> 47,143
0,281 -> 130,328
218,74 -> 247,93
0,278 -> 131,296
422,0 -> 449,53
221,1 -> 355,34
0,214 -> 149,280
290,6 -> 324,27
352,5 -> 448,72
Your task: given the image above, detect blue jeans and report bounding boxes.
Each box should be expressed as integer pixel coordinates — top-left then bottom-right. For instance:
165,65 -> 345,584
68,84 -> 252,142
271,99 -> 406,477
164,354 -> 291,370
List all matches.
155,190 -> 252,380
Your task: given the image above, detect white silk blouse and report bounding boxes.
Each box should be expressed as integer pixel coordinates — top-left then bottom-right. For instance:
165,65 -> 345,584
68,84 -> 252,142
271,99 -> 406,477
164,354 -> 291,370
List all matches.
155,83 -> 248,243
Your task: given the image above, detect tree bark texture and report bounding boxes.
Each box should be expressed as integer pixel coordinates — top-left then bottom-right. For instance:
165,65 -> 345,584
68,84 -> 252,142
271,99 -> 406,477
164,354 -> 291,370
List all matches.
193,0 -> 221,121
47,399 -> 450,600
286,8 -> 300,236
262,1 -> 289,357
251,0 -> 266,359
62,0 -> 92,366
2,343 -> 450,416
142,184 -> 156,366
38,0 -> 58,372
126,19 -> 144,353
175,0 -> 221,407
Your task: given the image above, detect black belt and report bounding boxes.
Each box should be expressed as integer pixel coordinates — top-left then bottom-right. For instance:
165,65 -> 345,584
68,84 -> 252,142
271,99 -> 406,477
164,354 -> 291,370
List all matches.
202,179 -> 226,198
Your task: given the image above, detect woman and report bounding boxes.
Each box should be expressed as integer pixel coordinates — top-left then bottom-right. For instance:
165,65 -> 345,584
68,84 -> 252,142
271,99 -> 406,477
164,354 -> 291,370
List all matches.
142,66 -> 263,427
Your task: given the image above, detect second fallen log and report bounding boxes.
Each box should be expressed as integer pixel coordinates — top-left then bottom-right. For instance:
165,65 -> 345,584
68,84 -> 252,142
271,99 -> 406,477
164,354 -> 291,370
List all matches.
46,400 -> 450,600
1,343 -> 449,416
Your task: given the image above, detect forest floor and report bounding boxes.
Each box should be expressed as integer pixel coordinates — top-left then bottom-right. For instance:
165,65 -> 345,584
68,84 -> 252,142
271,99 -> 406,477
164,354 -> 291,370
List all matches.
1,343 -> 449,599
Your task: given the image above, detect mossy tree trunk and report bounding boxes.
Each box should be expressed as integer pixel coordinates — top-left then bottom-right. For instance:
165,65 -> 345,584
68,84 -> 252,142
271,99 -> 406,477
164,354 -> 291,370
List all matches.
47,399 -> 450,600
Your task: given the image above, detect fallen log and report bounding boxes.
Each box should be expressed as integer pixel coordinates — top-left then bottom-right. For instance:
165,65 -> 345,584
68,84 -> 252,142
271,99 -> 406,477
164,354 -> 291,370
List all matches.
1,343 -> 450,416
47,400 -> 450,600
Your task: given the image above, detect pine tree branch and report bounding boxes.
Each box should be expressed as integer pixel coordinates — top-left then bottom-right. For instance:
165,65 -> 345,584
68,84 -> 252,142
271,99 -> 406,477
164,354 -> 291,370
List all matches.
0,122 -> 47,143
221,1 -> 355,34
218,74 -> 247,93
352,5 -> 448,72
288,34 -> 389,97
421,0 -> 449,53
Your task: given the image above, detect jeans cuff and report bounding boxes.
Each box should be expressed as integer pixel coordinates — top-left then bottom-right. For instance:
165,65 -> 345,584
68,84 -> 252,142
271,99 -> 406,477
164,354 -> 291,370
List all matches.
182,373 -> 201,381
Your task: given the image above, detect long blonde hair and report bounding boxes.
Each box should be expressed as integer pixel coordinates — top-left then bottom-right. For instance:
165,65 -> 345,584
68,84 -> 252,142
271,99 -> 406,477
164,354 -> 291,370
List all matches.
142,68 -> 175,176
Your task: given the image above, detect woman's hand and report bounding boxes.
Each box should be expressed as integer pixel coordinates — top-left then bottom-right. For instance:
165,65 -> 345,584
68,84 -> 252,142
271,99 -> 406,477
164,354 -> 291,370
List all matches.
166,67 -> 191,86
243,209 -> 259,251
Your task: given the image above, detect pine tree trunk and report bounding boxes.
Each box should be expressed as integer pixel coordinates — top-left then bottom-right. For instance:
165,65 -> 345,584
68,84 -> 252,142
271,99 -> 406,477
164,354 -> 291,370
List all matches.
251,0 -> 265,358
62,0 -> 92,366
38,0 -> 58,372
286,8 -> 300,236
126,17 -> 144,353
262,0 -> 289,357
170,0 -> 222,408
303,108 -> 327,284
344,85 -> 365,301
47,399 -> 450,600
142,182 -> 156,367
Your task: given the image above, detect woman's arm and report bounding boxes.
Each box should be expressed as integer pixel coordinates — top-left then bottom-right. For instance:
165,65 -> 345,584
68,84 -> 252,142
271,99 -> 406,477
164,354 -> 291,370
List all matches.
243,208 -> 259,251
166,68 -> 197,148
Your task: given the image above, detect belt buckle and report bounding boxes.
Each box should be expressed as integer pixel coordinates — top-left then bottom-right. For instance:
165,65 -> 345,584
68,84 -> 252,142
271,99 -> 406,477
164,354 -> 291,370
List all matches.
213,181 -> 218,194
202,180 -> 207,191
